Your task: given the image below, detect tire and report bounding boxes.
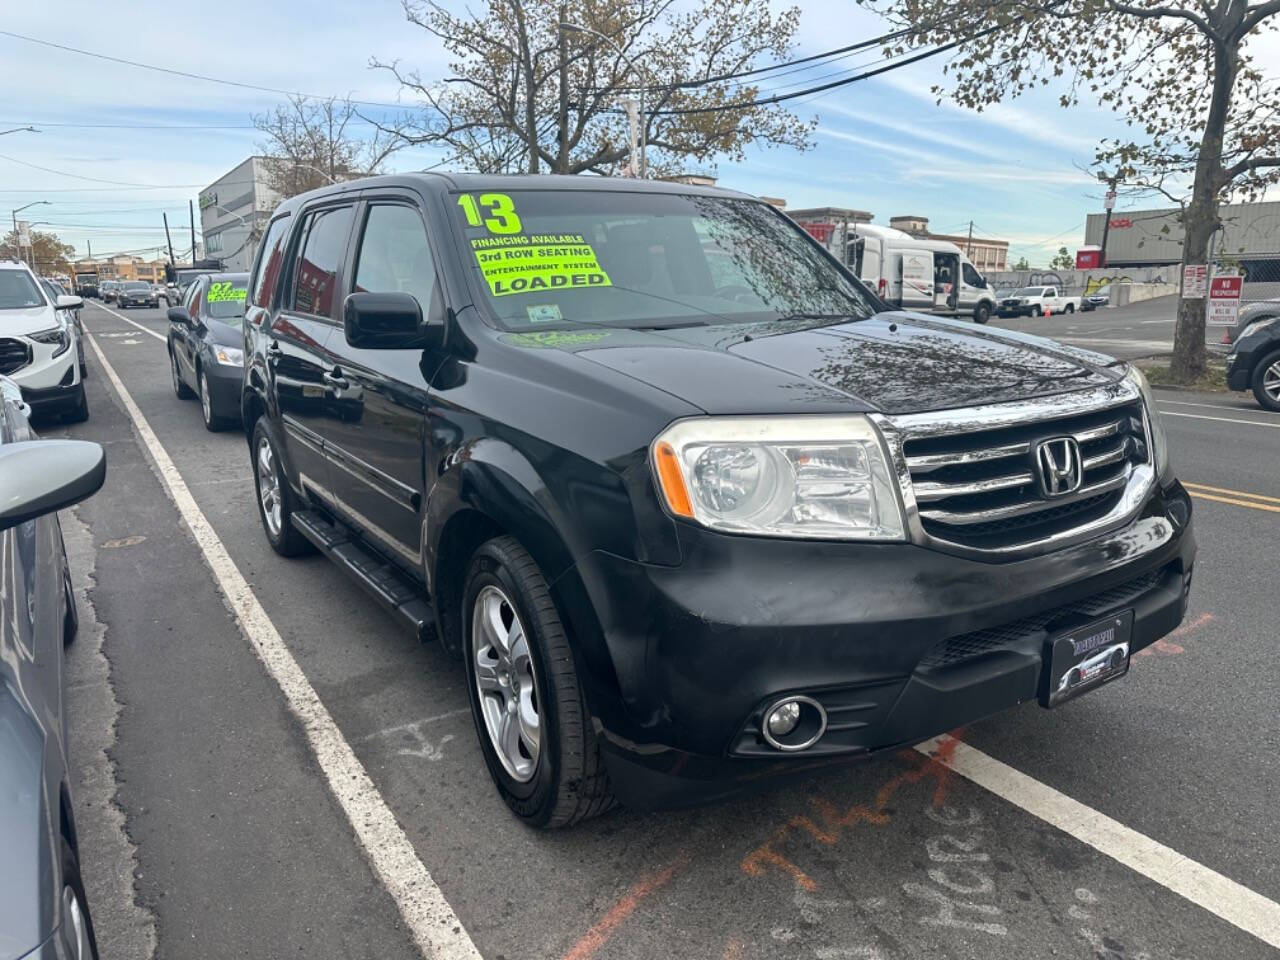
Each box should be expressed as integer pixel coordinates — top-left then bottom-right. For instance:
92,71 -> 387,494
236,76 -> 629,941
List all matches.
60,836 -> 100,960
1251,348 -> 1280,412
63,384 -> 89,424
199,369 -> 231,432
250,418 -> 312,556
62,563 -> 79,648
171,348 -> 194,399
462,535 -> 614,827
1065,303 -> 1076,314
1032,306 -> 1043,317
973,301 -> 991,325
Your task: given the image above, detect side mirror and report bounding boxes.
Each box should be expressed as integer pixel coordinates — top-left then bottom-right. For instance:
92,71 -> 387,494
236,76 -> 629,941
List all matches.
56,294 -> 83,311
0,440 -> 106,532
344,291 -> 431,350
168,306 -> 192,326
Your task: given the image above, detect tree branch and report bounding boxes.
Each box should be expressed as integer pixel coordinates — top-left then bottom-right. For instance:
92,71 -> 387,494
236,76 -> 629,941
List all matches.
1224,154 -> 1280,179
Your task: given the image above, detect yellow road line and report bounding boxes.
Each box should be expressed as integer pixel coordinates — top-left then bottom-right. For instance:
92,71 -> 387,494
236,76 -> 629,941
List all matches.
1183,481 -> 1280,505
1187,491 -> 1280,513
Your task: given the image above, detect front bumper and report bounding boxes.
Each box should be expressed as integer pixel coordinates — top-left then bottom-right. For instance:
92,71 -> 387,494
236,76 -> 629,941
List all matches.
562,480 -> 1195,808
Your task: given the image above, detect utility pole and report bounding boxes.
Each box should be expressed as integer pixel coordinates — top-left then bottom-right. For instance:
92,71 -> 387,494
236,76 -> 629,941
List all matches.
189,199 -> 197,265
163,213 -> 176,265
556,4 -> 570,174
87,239 -> 92,260
1099,178 -> 1117,267
966,221 -> 974,259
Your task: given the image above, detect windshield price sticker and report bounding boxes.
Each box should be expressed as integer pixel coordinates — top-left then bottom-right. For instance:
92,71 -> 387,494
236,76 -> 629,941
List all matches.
207,282 -> 247,303
471,234 -> 612,297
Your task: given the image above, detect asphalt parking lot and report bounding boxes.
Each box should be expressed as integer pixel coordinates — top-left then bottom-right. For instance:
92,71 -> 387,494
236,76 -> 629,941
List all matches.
45,299 -> 1280,959
990,295 -> 1184,359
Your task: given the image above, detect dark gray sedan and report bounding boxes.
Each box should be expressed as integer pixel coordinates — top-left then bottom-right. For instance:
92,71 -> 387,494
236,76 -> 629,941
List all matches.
167,272 -> 248,432
0,375 -> 106,960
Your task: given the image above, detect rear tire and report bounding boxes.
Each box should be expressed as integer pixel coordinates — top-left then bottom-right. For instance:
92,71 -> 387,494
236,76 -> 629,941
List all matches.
1251,348 -> 1280,412
462,535 -> 614,827
1066,303 -> 1076,314
250,418 -> 312,557
171,348 -> 194,399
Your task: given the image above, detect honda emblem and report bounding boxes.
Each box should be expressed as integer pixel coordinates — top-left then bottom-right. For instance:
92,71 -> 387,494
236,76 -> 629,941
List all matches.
1033,437 -> 1083,498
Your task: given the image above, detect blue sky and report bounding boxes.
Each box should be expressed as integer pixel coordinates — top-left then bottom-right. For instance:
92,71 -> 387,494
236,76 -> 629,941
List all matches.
0,0 -> 1218,267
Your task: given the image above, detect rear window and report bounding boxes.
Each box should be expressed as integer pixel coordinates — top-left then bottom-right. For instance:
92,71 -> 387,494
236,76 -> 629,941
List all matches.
0,270 -> 45,309
448,190 -> 874,331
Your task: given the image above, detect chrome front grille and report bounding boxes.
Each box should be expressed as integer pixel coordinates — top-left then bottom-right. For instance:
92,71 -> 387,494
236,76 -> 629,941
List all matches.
884,386 -> 1153,554
0,338 -> 30,375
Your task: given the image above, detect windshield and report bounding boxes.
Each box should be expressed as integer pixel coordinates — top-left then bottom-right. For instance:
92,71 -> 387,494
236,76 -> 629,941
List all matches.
125,281 -> 150,291
206,280 -> 247,321
449,190 -> 875,331
0,270 -> 47,309
1014,287 -> 1044,297
1094,285 -> 1111,296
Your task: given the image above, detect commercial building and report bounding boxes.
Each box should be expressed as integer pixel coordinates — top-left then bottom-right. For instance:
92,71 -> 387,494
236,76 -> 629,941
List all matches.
75,255 -> 170,282
1084,200 -> 1280,276
888,215 -> 1009,272
199,157 -> 282,272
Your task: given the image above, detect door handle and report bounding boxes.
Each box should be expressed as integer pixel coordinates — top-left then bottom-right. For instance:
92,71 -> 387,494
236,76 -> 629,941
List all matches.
323,368 -> 350,390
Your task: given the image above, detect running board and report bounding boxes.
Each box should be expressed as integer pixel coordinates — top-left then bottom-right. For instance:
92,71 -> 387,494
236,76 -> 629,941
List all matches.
291,510 -> 435,643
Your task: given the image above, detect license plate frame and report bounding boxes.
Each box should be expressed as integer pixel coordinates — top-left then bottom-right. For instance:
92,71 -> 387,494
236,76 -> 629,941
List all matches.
1040,611 -> 1134,708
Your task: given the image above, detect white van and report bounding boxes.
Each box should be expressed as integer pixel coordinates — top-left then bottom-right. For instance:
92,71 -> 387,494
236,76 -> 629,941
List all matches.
845,224 -> 999,324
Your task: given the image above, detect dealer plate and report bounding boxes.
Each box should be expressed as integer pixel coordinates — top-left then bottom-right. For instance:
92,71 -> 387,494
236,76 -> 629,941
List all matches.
1040,611 -> 1134,708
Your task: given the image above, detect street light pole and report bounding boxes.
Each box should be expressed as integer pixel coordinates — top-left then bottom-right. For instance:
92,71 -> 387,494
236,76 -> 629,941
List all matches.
11,201 -> 50,267
558,21 -> 650,177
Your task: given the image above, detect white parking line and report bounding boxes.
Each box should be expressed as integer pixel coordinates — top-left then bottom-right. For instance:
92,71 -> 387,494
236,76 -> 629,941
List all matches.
82,322 -> 482,960
920,736 -> 1280,949
90,301 -> 167,342
1158,398 -> 1268,414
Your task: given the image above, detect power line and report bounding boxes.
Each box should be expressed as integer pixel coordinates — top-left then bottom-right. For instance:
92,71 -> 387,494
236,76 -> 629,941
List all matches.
0,30 -> 411,110
0,152 -> 209,187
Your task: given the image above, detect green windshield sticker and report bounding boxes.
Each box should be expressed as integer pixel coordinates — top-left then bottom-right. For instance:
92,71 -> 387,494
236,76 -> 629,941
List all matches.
471,234 -> 612,298
506,330 -> 610,349
207,282 -> 247,303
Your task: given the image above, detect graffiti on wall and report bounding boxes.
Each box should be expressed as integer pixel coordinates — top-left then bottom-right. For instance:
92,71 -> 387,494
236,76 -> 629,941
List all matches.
1083,274 -> 1134,295
1027,271 -> 1064,287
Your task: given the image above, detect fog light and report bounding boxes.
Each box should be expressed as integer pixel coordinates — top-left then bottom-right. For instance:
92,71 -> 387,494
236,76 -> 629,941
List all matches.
760,695 -> 827,752
766,701 -> 801,737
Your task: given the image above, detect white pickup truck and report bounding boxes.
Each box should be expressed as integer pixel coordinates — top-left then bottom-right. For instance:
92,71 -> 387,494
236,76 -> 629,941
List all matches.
996,285 -> 1082,318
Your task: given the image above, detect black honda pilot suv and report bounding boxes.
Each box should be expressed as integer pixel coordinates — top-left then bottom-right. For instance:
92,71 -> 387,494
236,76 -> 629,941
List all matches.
241,174 -> 1195,827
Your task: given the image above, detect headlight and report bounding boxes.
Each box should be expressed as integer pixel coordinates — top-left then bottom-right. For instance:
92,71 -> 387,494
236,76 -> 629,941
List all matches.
30,324 -> 72,358
651,416 -> 906,540
215,346 -> 244,366
1124,366 -> 1169,478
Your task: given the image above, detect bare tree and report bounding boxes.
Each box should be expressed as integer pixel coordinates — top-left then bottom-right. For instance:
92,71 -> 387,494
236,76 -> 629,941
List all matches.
370,0 -> 815,176
253,96 -> 409,198
857,0 -> 1280,381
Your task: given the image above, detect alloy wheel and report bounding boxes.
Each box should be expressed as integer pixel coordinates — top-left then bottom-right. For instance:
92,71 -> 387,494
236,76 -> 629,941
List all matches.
61,886 -> 92,960
1264,360 -> 1280,402
255,435 -> 283,538
200,372 -> 212,424
472,584 -> 541,782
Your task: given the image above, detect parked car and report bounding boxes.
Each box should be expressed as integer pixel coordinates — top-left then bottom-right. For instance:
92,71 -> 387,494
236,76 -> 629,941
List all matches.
98,280 -> 120,304
997,285 -> 1081,317
73,273 -> 98,299
0,260 -> 89,421
1219,296 -> 1280,346
243,174 -> 1194,827
1226,311 -> 1280,411
116,280 -> 158,309
0,376 -> 107,960
1080,284 -> 1111,312
167,272 -> 248,431
39,278 -> 86,381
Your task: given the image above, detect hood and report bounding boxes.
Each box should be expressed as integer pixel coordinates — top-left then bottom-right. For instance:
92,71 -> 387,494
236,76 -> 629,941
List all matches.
0,306 -> 56,339
553,312 -> 1118,416
204,318 -> 244,348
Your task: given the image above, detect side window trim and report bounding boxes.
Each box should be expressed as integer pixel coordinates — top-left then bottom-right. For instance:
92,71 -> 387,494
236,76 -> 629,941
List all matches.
284,200 -> 357,325
348,198 -> 443,314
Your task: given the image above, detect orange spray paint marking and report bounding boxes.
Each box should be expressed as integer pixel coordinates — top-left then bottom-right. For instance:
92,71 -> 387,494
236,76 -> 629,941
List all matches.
738,729 -> 967,888
1135,612 -> 1212,658
561,854 -> 691,960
